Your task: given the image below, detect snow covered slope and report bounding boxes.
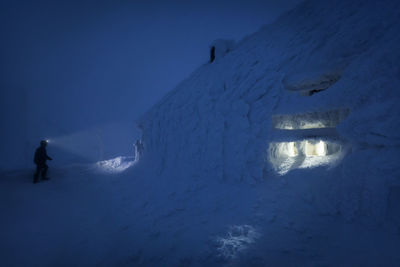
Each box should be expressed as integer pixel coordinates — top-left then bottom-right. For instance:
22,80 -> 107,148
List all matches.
135,0 -> 400,265
2,0 -> 400,266
139,0 -> 400,181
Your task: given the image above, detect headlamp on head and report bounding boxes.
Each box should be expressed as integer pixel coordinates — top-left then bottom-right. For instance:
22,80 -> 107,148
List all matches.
40,140 -> 49,146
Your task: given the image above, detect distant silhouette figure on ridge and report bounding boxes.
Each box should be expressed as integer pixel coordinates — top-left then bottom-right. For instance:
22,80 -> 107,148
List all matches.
210,46 -> 215,63
33,140 -> 52,184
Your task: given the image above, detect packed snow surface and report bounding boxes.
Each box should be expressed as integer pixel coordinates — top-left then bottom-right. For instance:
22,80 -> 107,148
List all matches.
2,0 -> 400,266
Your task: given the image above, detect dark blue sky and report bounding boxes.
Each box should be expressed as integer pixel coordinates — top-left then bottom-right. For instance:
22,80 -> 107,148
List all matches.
1,0 -> 302,130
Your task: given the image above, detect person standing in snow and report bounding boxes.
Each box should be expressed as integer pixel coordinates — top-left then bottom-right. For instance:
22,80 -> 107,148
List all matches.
135,139 -> 144,160
210,46 -> 215,63
33,140 -> 52,183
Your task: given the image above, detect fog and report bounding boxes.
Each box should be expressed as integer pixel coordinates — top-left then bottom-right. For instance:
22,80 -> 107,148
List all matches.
0,0 -> 302,170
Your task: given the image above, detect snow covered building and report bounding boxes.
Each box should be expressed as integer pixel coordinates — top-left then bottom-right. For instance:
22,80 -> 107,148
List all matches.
136,0 -> 400,264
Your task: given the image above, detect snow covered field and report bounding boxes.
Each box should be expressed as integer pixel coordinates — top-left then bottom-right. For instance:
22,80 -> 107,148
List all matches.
1,155 -> 399,266
2,0 -> 400,266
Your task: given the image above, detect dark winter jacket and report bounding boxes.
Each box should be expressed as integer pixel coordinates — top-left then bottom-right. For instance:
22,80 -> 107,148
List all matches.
34,146 -> 52,165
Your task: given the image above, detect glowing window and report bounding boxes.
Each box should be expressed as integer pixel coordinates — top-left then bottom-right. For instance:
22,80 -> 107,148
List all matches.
272,108 -> 349,130
304,140 -> 327,156
268,139 -> 343,175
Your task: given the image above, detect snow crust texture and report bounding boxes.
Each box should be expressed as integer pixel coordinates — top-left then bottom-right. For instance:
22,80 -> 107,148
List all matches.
139,0 -> 400,181
2,0 -> 400,266
135,0 -> 400,265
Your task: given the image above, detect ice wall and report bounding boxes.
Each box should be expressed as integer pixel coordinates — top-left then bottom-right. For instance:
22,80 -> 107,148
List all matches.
138,0 -> 400,266
139,0 -> 400,179
137,0 -> 400,263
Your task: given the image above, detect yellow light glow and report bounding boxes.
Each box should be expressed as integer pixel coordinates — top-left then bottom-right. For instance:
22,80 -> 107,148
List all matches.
277,122 -> 326,130
304,140 -> 326,156
304,141 -> 314,156
269,140 -> 342,175
301,122 -> 326,129
287,142 -> 298,157
315,140 -> 327,156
